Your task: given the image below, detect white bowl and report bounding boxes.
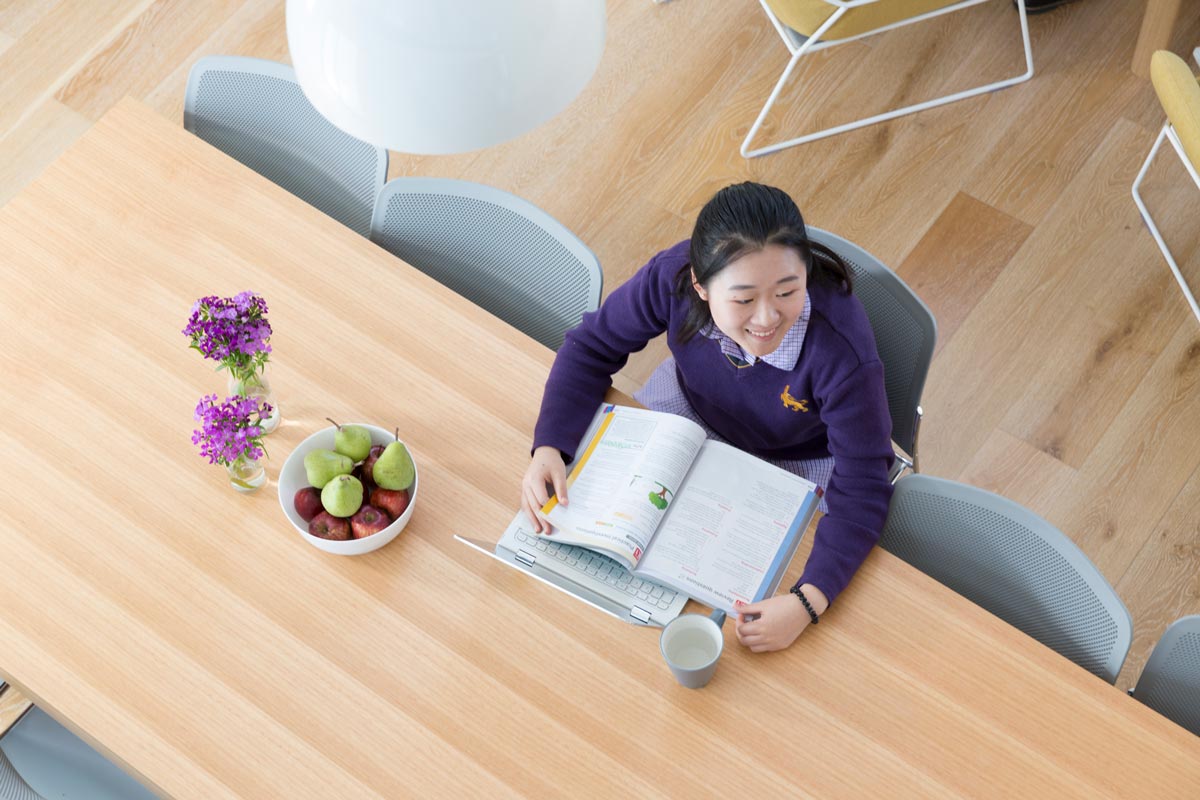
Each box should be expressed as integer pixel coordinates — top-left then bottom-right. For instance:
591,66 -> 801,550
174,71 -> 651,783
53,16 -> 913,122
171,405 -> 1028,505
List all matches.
277,423 -> 418,555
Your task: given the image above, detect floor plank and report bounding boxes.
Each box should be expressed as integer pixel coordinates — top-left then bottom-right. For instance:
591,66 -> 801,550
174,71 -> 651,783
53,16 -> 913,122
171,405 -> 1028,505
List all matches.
54,0 -> 243,122
0,97 -> 90,208
1061,318 -> 1200,585
956,428 -> 1078,522
994,118 -> 1182,469
895,191 -> 1032,356
1115,462 -> 1200,691
920,119 -> 1176,478
0,0 -> 153,139
141,0 -> 289,126
0,0 -> 60,39
963,0 -> 1152,226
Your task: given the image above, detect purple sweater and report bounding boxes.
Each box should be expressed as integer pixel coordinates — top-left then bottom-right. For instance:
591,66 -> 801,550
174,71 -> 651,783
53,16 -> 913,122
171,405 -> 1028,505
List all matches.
533,240 -> 894,606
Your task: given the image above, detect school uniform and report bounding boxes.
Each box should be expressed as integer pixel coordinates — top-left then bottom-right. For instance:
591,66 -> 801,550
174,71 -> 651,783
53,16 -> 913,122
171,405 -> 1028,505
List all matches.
534,239 -> 894,605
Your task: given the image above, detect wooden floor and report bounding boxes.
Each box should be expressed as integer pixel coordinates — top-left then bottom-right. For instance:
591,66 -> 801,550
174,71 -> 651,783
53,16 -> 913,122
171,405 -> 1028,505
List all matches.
0,0 -> 1197,694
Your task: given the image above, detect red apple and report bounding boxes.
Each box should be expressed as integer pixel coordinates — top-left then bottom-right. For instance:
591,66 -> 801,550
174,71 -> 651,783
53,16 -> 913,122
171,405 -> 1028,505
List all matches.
293,487 -> 324,522
352,464 -> 377,504
370,487 -> 410,520
308,511 -> 351,540
361,444 -> 386,483
351,505 -> 391,539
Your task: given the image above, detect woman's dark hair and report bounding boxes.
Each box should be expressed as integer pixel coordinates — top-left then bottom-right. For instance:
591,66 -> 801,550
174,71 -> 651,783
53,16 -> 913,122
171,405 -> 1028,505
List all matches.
674,182 -> 852,343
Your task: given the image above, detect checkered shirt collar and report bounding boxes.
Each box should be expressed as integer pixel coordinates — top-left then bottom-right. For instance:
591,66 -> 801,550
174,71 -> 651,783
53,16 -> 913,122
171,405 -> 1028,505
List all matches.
702,292 -> 811,369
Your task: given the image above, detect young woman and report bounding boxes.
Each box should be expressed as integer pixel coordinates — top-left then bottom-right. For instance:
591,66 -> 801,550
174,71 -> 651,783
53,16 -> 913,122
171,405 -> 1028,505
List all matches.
521,182 -> 894,652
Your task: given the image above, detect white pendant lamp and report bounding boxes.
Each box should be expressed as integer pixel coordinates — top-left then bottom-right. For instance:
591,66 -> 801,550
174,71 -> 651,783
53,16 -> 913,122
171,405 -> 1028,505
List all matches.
286,0 -> 606,155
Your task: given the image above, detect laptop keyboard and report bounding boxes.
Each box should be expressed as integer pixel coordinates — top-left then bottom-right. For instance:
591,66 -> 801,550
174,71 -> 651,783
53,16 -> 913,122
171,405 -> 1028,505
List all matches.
513,530 -> 678,610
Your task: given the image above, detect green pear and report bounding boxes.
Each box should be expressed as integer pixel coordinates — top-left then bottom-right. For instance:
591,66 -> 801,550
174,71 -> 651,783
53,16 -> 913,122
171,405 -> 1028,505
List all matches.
327,418 -> 372,462
304,448 -> 354,488
374,431 -> 415,491
321,474 -> 364,518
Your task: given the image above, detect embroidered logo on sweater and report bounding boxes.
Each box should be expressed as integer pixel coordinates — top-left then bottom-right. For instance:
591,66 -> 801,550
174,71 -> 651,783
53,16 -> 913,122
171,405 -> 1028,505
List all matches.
781,385 -> 809,413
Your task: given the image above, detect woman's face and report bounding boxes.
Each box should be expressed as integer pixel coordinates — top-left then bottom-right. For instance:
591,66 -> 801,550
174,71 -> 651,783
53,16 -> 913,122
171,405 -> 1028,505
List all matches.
694,244 -> 808,358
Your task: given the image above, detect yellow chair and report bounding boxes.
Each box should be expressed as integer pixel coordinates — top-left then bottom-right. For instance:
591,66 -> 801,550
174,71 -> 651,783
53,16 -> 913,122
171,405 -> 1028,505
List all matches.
1132,50 -> 1200,324
742,0 -> 1035,157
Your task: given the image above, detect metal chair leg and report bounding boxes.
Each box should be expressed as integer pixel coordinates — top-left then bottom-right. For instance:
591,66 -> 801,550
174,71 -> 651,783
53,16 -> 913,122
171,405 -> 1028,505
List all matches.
1132,123 -> 1200,324
742,0 -> 1035,158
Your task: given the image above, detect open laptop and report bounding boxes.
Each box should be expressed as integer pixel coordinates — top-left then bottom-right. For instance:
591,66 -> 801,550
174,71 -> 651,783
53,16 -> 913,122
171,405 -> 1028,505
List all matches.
456,507 -> 810,628
456,511 -> 688,626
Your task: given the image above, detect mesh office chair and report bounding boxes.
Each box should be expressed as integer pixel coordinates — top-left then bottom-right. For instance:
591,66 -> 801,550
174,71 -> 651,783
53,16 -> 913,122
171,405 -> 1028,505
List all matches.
807,227 -> 936,481
184,56 -> 388,237
0,749 -> 43,800
882,474 -> 1132,683
370,178 -> 603,351
0,706 -> 156,800
1130,615 -> 1200,736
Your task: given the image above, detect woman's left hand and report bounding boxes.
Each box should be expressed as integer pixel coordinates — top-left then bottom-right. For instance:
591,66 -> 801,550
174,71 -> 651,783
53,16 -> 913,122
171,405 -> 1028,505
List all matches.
734,585 -> 829,653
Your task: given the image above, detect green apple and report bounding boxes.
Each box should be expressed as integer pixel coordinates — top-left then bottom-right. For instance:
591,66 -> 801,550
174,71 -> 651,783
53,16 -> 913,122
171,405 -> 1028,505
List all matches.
327,418 -> 372,462
321,474 -> 364,518
304,448 -> 354,489
374,430 -> 415,491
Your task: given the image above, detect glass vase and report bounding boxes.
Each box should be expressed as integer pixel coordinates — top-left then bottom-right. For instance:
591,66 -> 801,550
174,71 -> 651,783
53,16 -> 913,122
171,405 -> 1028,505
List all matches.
226,454 -> 267,493
228,365 -> 281,434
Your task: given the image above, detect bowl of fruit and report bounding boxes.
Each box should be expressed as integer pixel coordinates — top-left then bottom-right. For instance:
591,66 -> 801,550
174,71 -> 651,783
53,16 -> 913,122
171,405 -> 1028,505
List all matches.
278,420 -> 418,555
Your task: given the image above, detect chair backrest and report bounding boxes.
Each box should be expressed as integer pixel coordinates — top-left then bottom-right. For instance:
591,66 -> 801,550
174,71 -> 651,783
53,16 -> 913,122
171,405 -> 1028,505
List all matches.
1151,50 -> 1200,171
369,178 -> 603,350
0,749 -> 45,800
1132,615 -> 1200,735
184,56 -> 388,236
806,227 -> 936,462
881,474 -> 1132,683
0,707 -> 156,800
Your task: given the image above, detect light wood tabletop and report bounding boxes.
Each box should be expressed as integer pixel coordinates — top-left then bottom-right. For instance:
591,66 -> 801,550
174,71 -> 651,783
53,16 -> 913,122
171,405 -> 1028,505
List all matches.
0,98 -> 1198,799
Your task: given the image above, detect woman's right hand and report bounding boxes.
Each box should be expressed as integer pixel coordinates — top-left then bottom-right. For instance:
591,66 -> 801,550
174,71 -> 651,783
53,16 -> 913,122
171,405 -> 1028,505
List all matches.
521,446 -> 568,534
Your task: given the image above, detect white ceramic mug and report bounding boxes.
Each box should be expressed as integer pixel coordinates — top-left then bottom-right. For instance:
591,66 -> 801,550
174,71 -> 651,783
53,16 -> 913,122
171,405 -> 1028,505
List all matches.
659,609 -> 726,689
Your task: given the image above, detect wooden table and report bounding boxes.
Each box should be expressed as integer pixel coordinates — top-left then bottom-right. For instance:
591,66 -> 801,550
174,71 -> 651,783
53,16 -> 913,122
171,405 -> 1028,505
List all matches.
0,99 -> 1198,799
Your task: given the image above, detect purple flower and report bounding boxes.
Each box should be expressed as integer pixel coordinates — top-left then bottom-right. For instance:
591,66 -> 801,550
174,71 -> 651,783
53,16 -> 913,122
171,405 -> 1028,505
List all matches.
182,292 -> 273,382
192,394 -> 272,467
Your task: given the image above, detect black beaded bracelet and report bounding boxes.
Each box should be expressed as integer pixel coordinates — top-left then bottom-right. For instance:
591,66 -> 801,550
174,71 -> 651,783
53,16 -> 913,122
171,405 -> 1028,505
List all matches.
791,585 -> 819,624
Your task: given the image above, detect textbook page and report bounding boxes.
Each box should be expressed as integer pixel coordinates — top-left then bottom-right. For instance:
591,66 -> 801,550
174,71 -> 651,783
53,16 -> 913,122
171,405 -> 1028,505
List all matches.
542,405 -> 707,570
635,440 -> 818,615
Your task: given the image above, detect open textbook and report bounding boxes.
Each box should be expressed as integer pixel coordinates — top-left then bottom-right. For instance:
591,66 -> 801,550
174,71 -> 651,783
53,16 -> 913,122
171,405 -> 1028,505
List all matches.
540,404 -> 821,615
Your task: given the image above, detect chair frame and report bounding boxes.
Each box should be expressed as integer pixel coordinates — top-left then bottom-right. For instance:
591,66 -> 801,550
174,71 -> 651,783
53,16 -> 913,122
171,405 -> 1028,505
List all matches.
806,227 -> 936,482
742,0 -> 1035,157
1131,121 -> 1200,324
